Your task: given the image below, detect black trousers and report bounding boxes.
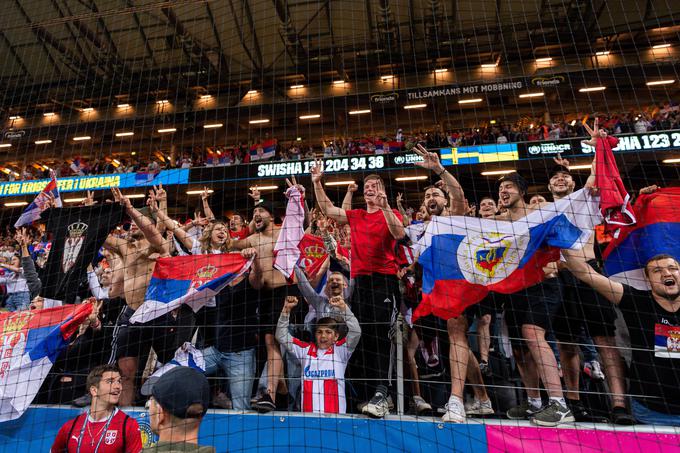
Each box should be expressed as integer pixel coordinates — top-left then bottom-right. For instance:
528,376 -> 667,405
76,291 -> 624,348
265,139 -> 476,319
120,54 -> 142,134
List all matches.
348,273 -> 401,405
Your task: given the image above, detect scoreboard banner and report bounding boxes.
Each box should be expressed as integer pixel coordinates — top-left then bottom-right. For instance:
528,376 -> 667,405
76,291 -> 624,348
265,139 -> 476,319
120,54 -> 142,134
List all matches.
0,169 -> 189,198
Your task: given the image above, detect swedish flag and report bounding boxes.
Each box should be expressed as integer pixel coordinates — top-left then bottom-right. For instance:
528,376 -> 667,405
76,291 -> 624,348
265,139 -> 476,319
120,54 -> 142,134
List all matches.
439,143 -> 519,166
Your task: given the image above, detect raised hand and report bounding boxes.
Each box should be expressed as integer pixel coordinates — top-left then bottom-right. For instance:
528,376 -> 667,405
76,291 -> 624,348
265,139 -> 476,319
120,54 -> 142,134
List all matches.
583,117 -> 599,139
413,144 -> 444,173
639,185 -> 659,195
328,295 -> 347,312
248,186 -> 261,202
285,175 -> 305,196
82,190 -> 96,206
200,186 -> 211,201
282,296 -> 299,313
310,158 -> 324,183
375,190 -> 390,210
553,153 -> 570,169
347,183 -> 358,193
153,183 -> 167,202
396,192 -> 404,206
111,188 -> 131,209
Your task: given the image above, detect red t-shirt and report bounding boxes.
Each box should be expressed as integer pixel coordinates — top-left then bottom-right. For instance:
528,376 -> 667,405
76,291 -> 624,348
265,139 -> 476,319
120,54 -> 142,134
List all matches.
229,227 -> 250,240
345,209 -> 403,278
51,409 -> 142,453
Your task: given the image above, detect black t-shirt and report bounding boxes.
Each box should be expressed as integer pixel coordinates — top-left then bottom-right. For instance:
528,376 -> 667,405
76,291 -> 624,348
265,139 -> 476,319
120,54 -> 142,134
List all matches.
215,279 -> 258,353
40,205 -> 124,304
618,285 -> 680,414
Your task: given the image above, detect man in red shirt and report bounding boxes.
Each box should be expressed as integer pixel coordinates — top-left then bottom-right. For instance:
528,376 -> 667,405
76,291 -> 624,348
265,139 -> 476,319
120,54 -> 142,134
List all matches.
52,364 -> 142,453
312,159 -> 404,417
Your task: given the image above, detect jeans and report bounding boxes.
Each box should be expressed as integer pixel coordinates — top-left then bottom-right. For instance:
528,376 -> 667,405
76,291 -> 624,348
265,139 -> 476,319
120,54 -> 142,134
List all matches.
631,398 -> 680,426
203,346 -> 256,410
6,291 -> 30,311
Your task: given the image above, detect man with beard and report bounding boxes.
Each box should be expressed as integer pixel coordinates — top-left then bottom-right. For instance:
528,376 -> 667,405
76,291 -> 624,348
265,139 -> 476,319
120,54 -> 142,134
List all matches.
52,365 -> 142,452
105,188 -> 193,407
227,179 -> 306,412
312,158 -> 406,417
408,146 -> 494,422
547,164 -> 633,424
563,252 -> 680,425
495,172 -> 574,426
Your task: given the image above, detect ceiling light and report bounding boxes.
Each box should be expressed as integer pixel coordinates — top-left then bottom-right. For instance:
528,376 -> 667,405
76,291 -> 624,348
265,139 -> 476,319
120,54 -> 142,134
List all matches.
333,80 -> 345,85
518,92 -> 545,98
246,90 -> 258,95
325,180 -> 356,186
63,198 -> 86,203
35,140 -> 52,145
595,51 -> 610,56
568,164 -> 593,170
579,86 -> 607,92
652,44 -> 671,49
156,100 -> 169,104
299,114 -> 321,120
489,120 -> 497,124
404,104 -> 426,109
481,169 -> 515,176
535,57 -> 553,63
126,194 -> 146,199
646,79 -> 675,86
80,107 -> 94,112
115,132 -> 134,137
117,103 -> 130,108
158,128 -> 176,133
204,123 -> 223,129
200,94 -> 212,100
9,115 -> 21,120
0,144 -> 11,148
481,63 -> 498,69
434,68 -> 448,73
290,85 -> 304,89
5,201 -> 28,207
349,109 -> 371,115
395,176 -> 428,182
186,189 -> 215,195
381,75 -> 394,81
43,112 -> 55,117
249,119 -> 269,124
73,136 -> 91,141
662,158 -> 680,164
459,98 -> 483,104
248,185 -> 278,191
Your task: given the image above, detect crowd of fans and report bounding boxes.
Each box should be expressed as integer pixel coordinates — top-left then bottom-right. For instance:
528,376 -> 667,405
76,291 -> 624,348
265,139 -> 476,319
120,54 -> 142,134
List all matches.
0,116 -> 678,437
2,103 -> 679,182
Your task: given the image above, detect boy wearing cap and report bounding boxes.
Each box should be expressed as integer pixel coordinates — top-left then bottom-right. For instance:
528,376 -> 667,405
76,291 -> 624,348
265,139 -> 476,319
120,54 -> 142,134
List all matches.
276,295 -> 361,414
144,367 -> 214,452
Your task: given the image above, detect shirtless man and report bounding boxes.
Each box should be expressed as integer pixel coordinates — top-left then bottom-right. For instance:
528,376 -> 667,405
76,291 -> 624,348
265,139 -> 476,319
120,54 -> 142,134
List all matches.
227,178 -> 305,412
105,188 -> 191,406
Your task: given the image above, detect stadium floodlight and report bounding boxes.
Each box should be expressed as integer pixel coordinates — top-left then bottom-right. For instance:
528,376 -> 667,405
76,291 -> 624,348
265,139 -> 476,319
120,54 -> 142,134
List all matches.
579,87 -> 607,92
646,79 -> 675,86
300,114 -> 321,120
404,104 -> 426,109
481,169 -> 515,176
662,158 -> 680,164
325,180 -> 356,186
204,123 -> 223,129
35,139 -> 52,144
186,189 -> 215,195
249,119 -> 269,124
395,176 -> 428,181
249,186 -> 278,191
73,136 -> 91,141
459,98 -> 483,104
349,110 -> 371,115
116,132 -> 134,137
158,128 -> 176,133
652,43 -> 671,49
518,92 -> 545,98
4,201 -> 28,207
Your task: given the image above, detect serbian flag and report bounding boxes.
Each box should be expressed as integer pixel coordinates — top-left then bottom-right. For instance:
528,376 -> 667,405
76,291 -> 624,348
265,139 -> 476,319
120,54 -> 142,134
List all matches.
603,187 -> 680,290
595,135 -> 635,227
413,188 -> 601,321
249,139 -> 277,161
130,254 -> 253,324
0,304 -> 92,422
298,234 -> 328,280
14,175 -> 62,228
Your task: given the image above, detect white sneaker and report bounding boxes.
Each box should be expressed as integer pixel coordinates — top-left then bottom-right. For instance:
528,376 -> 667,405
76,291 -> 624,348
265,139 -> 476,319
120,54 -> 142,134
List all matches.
442,396 -> 466,423
362,390 -> 389,418
410,395 -> 432,415
465,398 -> 494,416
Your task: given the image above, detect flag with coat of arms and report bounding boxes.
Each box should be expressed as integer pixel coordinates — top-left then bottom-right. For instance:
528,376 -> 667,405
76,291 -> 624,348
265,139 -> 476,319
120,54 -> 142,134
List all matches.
412,188 -> 601,321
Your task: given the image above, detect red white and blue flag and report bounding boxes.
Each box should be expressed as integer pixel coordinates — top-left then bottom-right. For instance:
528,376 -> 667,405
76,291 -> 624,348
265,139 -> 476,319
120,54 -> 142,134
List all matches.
0,304 -> 92,422
14,175 -> 62,228
130,254 -> 253,324
249,139 -> 277,161
603,187 -> 680,290
413,188 -> 601,321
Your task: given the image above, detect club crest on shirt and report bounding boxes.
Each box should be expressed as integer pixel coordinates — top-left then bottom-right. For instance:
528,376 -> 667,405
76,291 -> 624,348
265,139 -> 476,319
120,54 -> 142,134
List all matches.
458,232 -> 528,285
104,430 -> 118,445
63,221 -> 88,272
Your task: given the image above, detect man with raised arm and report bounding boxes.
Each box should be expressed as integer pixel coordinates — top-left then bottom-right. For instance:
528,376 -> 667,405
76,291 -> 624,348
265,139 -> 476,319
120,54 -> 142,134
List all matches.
563,250 -> 680,425
105,187 -> 192,406
312,157 -> 406,417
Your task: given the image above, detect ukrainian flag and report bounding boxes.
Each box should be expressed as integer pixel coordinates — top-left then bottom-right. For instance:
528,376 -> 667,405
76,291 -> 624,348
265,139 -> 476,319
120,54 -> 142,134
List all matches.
439,143 -> 519,166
